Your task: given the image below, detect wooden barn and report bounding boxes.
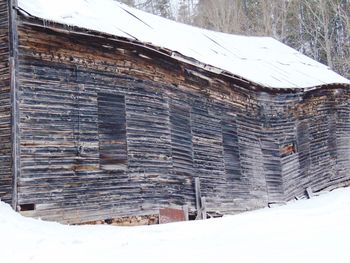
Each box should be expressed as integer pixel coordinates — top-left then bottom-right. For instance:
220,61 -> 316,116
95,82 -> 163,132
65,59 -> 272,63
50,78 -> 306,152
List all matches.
1,0 -> 350,224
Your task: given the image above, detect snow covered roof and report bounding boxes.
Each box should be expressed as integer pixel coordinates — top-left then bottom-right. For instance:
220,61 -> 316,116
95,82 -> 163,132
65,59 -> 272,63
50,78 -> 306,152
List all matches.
17,0 -> 350,89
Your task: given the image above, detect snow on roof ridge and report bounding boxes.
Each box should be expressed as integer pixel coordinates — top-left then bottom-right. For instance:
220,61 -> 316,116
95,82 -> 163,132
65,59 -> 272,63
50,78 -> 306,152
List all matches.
17,0 -> 350,89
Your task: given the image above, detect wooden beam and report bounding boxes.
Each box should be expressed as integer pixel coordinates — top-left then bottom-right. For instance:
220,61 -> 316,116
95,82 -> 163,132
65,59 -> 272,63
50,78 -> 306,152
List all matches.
8,0 -> 20,210
195,177 -> 202,219
201,197 -> 207,219
182,205 -> 189,221
306,187 -> 313,199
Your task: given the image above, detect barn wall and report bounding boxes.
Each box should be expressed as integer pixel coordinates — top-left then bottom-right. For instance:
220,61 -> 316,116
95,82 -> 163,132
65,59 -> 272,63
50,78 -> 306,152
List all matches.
256,92 -> 297,203
0,0 -> 12,204
335,90 -> 350,187
299,89 -> 350,193
14,19 -> 350,223
15,22 -> 274,223
256,88 -> 350,202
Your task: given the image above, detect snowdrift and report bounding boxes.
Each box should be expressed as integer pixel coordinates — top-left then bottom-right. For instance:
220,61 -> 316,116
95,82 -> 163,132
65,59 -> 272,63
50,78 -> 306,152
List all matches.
1,187 -> 350,263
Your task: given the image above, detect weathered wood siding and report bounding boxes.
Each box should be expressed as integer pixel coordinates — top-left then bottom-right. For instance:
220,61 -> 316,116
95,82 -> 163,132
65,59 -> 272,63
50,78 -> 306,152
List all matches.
0,0 -> 12,204
15,21 -> 272,222
10,16 -> 350,223
98,93 -> 127,171
257,92 -> 291,203
279,89 -> 350,200
169,102 -> 194,203
335,91 -> 350,187
305,90 -> 350,190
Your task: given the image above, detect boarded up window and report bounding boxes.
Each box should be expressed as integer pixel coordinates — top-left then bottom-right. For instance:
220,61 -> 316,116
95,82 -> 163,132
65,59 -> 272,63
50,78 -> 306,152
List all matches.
191,104 -> 225,189
170,103 -> 193,176
222,118 -> 241,179
98,93 -> 127,171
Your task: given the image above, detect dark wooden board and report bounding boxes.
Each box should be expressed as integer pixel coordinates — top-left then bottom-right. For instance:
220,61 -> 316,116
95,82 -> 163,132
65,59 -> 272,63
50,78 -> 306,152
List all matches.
0,0 -> 12,204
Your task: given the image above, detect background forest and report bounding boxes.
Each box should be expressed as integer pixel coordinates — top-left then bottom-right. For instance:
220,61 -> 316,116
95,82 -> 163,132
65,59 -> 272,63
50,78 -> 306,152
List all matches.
118,0 -> 350,79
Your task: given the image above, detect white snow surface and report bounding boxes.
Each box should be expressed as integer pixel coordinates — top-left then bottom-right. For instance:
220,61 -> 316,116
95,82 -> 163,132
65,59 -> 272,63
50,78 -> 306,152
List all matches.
18,0 -> 350,89
1,188 -> 350,263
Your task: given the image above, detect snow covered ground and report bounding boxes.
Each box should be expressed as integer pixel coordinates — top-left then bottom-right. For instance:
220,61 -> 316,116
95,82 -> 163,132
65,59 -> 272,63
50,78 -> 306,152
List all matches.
1,188 -> 350,263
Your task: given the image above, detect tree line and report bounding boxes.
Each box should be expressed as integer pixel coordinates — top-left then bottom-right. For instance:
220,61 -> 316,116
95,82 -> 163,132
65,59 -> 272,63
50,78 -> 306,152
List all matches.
120,0 -> 350,79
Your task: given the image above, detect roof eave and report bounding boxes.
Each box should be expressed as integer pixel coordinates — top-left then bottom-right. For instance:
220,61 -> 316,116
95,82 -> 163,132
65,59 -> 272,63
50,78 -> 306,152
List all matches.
16,9 -> 350,94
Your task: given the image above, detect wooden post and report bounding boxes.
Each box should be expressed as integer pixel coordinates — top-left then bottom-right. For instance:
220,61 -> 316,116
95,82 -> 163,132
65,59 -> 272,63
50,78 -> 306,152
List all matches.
201,197 -> 207,219
306,187 -> 313,199
8,0 -> 20,211
194,177 -> 202,219
182,205 -> 189,221
9,57 -> 18,210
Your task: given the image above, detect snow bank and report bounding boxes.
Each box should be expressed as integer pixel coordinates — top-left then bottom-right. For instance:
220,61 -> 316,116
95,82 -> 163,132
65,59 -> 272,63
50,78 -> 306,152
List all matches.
17,0 -> 350,89
1,188 -> 350,263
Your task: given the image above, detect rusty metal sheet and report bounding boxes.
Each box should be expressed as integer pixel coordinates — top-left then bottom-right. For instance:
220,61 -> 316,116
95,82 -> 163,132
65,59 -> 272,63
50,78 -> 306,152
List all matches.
159,207 -> 185,224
